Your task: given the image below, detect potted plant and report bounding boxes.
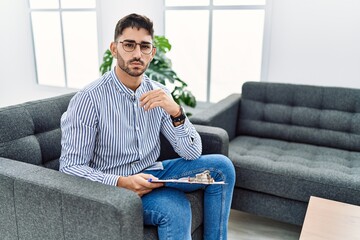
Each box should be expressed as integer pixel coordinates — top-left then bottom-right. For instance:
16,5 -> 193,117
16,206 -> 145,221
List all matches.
99,36 -> 196,111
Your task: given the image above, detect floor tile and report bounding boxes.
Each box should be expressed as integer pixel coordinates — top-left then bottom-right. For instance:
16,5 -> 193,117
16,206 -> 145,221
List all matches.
228,210 -> 302,240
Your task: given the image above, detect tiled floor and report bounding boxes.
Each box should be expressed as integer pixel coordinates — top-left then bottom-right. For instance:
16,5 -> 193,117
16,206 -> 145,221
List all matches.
228,210 -> 302,240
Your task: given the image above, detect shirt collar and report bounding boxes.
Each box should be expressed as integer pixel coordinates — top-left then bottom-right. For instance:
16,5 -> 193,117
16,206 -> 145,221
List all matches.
110,67 -> 147,98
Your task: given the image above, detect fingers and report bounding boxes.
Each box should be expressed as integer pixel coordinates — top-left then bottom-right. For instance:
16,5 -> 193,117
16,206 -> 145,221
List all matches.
120,174 -> 164,197
140,89 -> 165,110
141,96 -> 162,111
140,89 -> 179,115
139,89 -> 160,104
140,90 -> 170,110
135,181 -> 163,197
138,173 -> 164,189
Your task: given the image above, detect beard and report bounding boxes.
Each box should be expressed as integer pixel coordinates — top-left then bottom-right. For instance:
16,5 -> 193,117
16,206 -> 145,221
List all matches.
116,52 -> 149,77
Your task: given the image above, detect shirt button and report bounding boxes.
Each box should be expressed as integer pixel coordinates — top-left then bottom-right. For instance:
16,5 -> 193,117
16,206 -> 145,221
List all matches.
135,126 -> 139,131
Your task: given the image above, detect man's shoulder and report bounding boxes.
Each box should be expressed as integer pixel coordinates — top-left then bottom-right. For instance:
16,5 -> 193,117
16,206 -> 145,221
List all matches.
69,72 -> 115,108
82,71 -> 113,94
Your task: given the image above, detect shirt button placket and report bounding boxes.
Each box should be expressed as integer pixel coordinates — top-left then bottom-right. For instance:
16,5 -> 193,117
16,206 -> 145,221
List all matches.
133,94 -> 142,167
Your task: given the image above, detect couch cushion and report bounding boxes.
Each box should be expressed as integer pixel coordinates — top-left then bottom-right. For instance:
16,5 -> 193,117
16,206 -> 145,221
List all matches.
0,93 -> 75,170
238,82 -> 360,152
230,136 -> 360,205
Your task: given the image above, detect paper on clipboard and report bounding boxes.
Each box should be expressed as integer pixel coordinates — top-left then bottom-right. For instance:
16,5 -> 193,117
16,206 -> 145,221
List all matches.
148,170 -> 226,185
149,179 -> 225,185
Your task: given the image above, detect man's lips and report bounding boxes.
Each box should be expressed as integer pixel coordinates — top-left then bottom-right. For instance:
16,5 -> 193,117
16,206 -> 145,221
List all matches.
130,61 -> 143,66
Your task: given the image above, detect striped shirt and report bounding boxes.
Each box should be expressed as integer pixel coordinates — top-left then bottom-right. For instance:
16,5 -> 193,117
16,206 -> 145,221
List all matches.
59,69 -> 202,186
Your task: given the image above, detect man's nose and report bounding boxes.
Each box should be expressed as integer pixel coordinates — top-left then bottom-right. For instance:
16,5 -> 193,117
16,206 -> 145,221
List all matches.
132,44 -> 142,57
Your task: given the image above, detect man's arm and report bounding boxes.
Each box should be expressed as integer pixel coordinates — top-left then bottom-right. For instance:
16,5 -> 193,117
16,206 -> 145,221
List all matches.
140,89 -> 202,160
59,92 -> 120,186
161,117 -> 202,160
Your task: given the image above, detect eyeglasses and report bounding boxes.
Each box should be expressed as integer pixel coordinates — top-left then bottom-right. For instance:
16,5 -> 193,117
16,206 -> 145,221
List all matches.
117,40 -> 154,55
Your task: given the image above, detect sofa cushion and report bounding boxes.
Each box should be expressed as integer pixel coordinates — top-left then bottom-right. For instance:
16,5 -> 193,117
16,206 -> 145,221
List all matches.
238,82 -> 360,152
0,93 -> 75,170
230,136 -> 360,205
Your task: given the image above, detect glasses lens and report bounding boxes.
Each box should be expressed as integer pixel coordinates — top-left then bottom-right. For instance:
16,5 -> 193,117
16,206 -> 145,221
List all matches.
120,41 -> 153,54
122,41 -> 136,52
140,43 -> 153,54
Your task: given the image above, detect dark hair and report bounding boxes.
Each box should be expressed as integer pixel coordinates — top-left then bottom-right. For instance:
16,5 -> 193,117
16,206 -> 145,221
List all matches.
114,13 -> 154,41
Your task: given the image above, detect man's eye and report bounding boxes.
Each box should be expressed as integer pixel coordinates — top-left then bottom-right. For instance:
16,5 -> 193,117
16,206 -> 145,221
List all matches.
124,43 -> 135,48
141,44 -> 151,49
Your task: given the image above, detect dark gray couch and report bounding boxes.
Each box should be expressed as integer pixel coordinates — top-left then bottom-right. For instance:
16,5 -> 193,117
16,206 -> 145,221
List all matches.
0,93 -> 229,240
190,81 -> 360,226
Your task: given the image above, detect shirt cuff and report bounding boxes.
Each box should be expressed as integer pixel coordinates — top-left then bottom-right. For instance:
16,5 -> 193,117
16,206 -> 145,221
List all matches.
102,174 -> 120,186
173,118 -> 192,138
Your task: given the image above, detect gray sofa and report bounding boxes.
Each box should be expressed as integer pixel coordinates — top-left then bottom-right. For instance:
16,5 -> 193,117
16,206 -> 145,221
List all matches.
0,93 -> 229,240
190,81 -> 360,226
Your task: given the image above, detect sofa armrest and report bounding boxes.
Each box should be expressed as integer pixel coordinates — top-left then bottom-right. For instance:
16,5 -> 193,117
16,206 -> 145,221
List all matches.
190,93 -> 241,140
0,157 -> 143,240
158,124 -> 229,160
195,124 -> 229,156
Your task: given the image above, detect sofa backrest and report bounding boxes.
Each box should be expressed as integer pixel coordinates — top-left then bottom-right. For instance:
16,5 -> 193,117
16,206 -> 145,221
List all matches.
238,82 -> 360,152
0,93 -> 75,170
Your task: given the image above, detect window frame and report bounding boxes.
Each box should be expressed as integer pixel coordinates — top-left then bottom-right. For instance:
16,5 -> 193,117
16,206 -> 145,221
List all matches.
28,0 -> 100,88
165,0 -> 271,102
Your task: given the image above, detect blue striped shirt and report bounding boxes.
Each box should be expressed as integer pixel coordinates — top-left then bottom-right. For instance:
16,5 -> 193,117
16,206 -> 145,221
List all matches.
59,69 -> 202,186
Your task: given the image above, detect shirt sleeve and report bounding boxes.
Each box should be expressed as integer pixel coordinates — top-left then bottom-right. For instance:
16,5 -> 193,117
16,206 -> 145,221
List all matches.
59,91 -> 120,186
160,113 -> 202,160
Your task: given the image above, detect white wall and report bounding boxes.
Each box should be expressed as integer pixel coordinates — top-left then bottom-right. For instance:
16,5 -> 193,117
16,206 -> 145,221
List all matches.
0,0 -> 163,108
264,0 -> 360,89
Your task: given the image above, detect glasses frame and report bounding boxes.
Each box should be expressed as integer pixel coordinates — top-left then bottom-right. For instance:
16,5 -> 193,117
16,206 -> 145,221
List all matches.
117,40 -> 155,55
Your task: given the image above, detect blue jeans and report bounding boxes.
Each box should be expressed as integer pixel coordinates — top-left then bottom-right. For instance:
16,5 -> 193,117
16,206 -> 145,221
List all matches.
142,154 -> 235,240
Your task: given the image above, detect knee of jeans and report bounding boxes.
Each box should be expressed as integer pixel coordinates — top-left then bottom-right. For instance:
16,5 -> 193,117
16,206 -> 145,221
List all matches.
160,188 -> 192,224
210,154 -> 236,186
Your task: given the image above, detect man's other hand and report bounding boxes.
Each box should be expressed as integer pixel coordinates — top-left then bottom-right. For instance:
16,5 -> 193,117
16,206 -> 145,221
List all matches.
140,89 -> 179,116
117,173 -> 164,197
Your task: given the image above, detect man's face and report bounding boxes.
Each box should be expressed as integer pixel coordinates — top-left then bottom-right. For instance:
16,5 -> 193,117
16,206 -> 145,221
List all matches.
113,27 -> 155,77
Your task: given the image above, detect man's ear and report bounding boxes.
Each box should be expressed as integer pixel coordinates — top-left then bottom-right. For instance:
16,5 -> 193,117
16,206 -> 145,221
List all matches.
110,42 -> 117,58
151,47 -> 157,60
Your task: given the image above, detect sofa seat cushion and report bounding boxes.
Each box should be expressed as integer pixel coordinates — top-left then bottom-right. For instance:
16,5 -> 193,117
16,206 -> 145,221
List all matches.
230,136 -> 360,204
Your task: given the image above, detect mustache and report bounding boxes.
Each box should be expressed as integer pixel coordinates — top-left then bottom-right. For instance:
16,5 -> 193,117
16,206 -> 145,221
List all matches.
129,58 -> 144,65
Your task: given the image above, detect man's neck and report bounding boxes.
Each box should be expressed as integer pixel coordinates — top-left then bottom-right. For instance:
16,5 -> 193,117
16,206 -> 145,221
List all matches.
115,66 -> 142,91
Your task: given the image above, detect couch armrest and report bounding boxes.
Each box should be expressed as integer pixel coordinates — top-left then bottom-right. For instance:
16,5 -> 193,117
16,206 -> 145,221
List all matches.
190,93 -> 241,140
0,157 -> 143,240
195,124 -> 229,156
158,124 -> 229,160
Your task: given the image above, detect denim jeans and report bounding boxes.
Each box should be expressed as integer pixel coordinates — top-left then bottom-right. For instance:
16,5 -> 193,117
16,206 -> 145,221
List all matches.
142,154 -> 235,240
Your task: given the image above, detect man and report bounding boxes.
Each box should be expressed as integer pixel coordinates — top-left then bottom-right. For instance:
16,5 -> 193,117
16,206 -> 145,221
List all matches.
60,13 -> 235,240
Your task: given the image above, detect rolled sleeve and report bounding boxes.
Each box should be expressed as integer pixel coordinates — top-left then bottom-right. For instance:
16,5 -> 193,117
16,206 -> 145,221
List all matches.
162,117 -> 202,160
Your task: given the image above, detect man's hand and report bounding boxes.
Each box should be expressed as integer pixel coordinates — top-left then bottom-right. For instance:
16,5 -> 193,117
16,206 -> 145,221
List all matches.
117,173 -> 164,197
140,89 -> 180,116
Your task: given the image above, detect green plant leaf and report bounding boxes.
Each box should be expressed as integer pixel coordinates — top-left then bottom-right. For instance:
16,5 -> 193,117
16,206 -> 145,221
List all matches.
153,36 -> 171,53
99,49 -> 113,75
